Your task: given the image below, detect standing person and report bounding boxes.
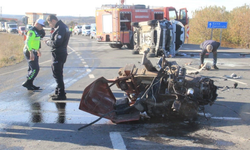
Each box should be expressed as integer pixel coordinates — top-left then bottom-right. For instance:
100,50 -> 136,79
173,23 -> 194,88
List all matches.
69,26 -> 73,36
45,15 -> 70,100
22,19 -> 45,90
199,40 -> 220,69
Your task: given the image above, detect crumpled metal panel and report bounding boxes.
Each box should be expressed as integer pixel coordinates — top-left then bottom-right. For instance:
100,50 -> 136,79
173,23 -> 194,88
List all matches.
79,77 -> 140,123
79,77 -> 116,120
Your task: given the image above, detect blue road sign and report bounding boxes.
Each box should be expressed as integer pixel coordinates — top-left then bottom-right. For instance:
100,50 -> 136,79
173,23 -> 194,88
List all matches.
207,21 -> 228,29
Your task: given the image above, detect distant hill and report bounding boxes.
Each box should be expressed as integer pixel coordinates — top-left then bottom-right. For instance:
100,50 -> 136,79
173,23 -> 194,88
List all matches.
1,14 -> 24,20
58,16 -> 95,24
1,14 -> 95,24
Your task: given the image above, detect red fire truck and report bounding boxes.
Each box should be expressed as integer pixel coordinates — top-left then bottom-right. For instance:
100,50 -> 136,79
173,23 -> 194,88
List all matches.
95,4 -> 188,49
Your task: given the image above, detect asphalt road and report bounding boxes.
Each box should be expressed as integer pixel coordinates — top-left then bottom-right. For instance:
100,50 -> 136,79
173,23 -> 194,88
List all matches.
0,34 -> 250,150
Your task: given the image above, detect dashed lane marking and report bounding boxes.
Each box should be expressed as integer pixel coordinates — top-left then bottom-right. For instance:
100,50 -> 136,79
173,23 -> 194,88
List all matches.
185,65 -> 248,85
198,113 -> 241,120
89,74 -> 95,78
110,132 -> 127,150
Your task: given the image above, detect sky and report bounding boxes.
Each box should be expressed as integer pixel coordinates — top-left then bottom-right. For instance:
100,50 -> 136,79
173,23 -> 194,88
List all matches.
0,0 -> 249,18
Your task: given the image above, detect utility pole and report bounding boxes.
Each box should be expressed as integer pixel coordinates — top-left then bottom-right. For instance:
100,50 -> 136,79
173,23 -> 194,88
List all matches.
0,6 -> 2,19
79,14 -> 80,24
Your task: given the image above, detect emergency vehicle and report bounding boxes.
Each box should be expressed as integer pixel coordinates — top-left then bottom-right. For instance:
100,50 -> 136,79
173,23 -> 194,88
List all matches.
95,4 -> 188,49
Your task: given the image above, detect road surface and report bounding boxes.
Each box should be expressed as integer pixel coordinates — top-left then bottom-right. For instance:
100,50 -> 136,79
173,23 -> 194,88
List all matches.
0,34 -> 250,150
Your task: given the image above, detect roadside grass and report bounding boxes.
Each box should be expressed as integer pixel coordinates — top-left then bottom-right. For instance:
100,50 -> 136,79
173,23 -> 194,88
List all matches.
0,32 -> 25,68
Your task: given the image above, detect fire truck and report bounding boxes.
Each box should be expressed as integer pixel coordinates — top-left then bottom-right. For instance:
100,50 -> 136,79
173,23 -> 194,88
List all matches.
95,4 -> 188,49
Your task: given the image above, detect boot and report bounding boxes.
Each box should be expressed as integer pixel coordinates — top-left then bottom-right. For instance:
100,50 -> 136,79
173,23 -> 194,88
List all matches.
52,94 -> 67,100
32,85 -> 40,90
30,80 -> 40,90
22,80 -> 34,90
52,89 -> 66,100
49,88 -> 59,98
212,65 -> 219,69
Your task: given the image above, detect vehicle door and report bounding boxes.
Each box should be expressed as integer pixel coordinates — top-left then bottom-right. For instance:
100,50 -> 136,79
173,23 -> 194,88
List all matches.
178,8 -> 188,26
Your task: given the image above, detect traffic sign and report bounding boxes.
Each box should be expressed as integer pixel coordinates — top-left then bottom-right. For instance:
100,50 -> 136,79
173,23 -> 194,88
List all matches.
207,21 -> 228,29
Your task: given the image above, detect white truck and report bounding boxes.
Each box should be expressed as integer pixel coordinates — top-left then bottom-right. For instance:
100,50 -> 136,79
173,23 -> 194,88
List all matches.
5,22 -> 18,33
81,25 -> 91,36
0,22 -> 6,32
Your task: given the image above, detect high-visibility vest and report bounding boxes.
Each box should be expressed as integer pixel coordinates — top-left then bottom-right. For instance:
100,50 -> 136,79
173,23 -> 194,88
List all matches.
25,29 -> 41,51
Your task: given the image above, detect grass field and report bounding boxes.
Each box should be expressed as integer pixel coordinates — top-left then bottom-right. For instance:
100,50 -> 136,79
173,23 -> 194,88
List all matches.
0,32 -> 25,68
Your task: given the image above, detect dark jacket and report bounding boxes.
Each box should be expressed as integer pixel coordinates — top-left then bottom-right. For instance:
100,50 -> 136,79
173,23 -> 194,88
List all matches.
200,40 -> 220,52
46,20 -> 70,56
38,29 -> 45,38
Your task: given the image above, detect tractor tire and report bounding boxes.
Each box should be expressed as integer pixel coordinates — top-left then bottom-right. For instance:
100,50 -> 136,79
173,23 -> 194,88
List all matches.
114,44 -> 123,49
109,44 -> 115,48
147,20 -> 157,26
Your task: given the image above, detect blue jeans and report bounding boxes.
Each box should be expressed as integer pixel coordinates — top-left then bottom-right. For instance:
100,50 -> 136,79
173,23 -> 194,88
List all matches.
200,49 -> 217,66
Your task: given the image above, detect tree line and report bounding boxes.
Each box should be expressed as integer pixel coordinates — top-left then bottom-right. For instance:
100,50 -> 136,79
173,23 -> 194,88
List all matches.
188,4 -> 250,49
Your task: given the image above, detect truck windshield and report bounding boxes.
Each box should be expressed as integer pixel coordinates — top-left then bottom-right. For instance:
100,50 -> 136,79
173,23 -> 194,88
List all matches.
85,26 -> 91,29
9,25 -> 17,28
169,10 -> 177,20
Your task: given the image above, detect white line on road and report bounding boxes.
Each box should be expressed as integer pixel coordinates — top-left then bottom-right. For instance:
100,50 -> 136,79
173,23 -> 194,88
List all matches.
89,74 -> 95,78
221,77 -> 247,85
185,65 -> 248,85
0,60 -> 51,76
109,132 -> 127,150
211,117 -> 241,120
0,45 -> 76,76
198,113 -> 241,120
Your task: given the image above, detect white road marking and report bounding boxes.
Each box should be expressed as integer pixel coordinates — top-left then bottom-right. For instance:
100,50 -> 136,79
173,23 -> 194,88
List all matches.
89,74 -> 95,78
198,113 -> 241,120
211,117 -> 241,120
86,69 -> 91,72
0,60 -> 51,76
84,65 -> 89,67
221,77 -> 247,85
109,132 -> 127,150
198,113 -> 212,117
185,65 -> 248,85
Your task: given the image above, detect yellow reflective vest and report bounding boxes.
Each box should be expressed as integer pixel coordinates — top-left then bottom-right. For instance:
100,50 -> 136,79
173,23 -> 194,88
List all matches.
25,29 -> 41,51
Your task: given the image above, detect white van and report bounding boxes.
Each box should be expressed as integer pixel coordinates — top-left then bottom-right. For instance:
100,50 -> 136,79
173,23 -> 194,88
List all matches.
73,25 -> 82,35
81,25 -> 91,36
90,23 -> 96,39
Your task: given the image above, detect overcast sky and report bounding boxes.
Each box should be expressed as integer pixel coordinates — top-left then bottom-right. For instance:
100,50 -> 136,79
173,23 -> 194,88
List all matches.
0,0 -> 249,17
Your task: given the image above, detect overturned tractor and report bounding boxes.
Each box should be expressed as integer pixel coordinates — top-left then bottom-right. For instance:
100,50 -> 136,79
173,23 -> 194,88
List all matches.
79,50 -> 217,124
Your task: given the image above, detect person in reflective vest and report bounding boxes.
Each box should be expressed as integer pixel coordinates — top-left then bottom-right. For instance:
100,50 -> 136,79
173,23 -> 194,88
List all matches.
22,19 -> 45,90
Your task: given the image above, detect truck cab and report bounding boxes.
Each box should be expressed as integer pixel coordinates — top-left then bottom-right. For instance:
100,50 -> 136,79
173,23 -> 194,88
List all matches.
96,4 -> 188,51
81,25 -> 91,36
163,7 -> 188,26
73,25 -> 82,35
7,24 -> 18,33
